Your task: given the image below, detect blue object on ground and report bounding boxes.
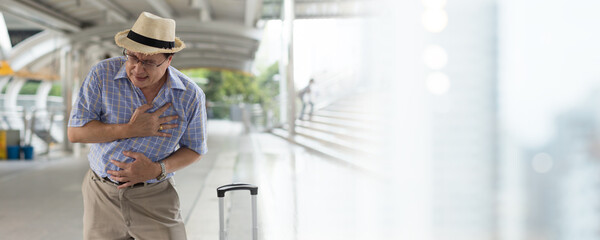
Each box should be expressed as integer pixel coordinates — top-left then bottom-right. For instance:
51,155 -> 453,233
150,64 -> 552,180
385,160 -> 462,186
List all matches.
22,145 -> 34,160
7,145 -> 20,160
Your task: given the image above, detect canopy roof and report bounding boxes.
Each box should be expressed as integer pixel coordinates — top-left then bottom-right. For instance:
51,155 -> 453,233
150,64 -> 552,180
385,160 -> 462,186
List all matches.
0,0 -> 370,75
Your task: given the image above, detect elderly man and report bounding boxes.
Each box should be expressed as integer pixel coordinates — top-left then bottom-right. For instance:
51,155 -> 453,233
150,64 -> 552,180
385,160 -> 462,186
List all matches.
68,12 -> 207,240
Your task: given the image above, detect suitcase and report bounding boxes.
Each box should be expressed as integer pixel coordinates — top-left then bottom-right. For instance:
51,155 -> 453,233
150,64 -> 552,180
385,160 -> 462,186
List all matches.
217,183 -> 259,240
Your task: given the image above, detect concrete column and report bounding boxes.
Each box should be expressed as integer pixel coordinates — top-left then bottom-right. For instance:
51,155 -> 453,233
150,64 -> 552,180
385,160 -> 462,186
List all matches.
0,76 -> 9,92
4,77 -> 25,110
35,81 -> 52,110
281,0 -> 296,137
4,78 -> 25,137
60,45 -> 73,151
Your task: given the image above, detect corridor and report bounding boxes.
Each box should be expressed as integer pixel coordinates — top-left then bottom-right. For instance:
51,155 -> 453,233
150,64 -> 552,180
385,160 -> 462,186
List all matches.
0,120 -> 388,240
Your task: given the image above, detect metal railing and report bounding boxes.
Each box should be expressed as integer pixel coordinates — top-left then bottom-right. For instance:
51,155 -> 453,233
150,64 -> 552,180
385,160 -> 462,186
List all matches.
0,96 -> 64,155
207,101 -> 276,133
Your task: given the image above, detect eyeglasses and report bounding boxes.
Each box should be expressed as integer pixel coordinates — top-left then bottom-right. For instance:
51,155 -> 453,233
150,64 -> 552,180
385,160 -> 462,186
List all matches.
123,49 -> 169,69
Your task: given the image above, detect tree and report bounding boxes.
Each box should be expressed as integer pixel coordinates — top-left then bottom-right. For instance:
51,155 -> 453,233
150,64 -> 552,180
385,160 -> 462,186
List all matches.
180,62 -> 280,119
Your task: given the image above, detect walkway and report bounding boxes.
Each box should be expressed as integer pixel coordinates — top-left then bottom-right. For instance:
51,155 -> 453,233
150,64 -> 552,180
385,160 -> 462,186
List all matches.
0,120 -> 388,239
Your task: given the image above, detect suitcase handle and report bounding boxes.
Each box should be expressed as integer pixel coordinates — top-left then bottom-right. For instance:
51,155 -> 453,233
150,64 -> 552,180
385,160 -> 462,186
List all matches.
217,183 -> 259,240
217,183 -> 258,197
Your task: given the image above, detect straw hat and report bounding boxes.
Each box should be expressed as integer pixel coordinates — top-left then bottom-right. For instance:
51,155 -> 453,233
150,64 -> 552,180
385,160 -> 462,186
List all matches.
115,12 -> 185,54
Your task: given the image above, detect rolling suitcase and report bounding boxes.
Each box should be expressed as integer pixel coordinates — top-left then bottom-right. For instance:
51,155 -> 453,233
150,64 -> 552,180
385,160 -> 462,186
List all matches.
217,183 -> 259,240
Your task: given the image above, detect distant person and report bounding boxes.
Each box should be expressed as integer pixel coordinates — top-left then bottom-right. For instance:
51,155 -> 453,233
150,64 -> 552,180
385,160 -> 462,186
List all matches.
67,12 -> 207,240
298,78 -> 315,120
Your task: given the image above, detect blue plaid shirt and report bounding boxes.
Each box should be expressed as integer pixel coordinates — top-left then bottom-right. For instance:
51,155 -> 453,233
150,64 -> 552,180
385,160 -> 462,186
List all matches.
69,56 -> 207,183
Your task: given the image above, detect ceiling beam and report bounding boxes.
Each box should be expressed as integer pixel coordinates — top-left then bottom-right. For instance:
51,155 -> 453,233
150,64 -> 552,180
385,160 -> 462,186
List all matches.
87,0 -> 130,23
190,0 -> 212,22
260,0 -> 372,20
68,23 -> 130,42
179,34 -> 258,49
69,21 -> 262,44
175,55 -> 248,64
172,58 -> 251,72
178,20 -> 262,40
146,0 -> 175,19
8,31 -> 69,71
0,11 -> 61,33
245,0 -> 257,27
0,0 -> 81,32
0,13 -> 12,59
178,49 -> 254,61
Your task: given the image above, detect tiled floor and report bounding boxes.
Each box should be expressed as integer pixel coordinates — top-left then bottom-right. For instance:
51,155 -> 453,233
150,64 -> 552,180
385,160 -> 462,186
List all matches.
0,120 -> 390,239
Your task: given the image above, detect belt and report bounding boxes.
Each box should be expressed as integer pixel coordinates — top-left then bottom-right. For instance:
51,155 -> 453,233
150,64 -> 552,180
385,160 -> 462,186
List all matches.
102,177 -> 148,188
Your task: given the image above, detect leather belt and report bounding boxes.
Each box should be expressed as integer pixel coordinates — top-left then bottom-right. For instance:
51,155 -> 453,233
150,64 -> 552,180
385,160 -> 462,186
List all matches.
102,177 -> 147,188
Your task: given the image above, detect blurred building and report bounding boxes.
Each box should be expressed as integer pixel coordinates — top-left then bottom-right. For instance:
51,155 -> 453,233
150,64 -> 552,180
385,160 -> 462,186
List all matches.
426,0 -> 499,238
526,92 -> 600,240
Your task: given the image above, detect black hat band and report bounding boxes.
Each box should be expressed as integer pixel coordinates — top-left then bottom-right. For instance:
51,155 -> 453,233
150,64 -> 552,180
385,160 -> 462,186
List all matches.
127,30 -> 174,49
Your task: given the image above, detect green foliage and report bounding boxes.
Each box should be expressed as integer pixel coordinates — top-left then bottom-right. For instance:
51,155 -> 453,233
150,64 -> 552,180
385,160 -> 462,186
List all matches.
181,62 -> 280,105
49,83 -> 61,96
13,80 -> 61,96
19,80 -> 41,95
0,79 -> 61,96
254,62 -> 280,108
181,63 -> 280,120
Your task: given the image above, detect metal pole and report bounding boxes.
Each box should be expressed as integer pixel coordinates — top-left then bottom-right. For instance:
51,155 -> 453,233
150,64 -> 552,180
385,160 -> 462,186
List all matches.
252,195 -> 258,240
219,197 -> 226,240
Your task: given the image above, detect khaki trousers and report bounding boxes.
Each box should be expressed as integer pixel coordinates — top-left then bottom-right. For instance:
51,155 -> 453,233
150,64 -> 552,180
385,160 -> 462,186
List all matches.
82,169 -> 187,240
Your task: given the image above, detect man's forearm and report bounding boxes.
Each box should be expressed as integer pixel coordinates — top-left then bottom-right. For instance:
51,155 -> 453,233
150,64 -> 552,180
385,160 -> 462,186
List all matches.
162,147 -> 201,174
69,104 -> 178,144
68,120 -> 132,143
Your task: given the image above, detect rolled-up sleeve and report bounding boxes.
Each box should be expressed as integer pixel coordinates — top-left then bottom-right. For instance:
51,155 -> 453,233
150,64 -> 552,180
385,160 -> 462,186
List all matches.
69,66 -> 103,127
179,90 -> 208,155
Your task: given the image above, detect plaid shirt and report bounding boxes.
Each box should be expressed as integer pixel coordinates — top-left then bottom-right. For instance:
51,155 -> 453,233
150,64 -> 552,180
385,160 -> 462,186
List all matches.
69,56 -> 207,183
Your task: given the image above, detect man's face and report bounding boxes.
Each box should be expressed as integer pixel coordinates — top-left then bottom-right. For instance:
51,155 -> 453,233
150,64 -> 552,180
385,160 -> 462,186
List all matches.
124,50 -> 172,90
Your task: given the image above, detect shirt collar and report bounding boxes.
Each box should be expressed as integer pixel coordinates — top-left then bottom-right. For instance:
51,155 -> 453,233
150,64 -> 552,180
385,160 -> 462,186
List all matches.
166,66 -> 186,91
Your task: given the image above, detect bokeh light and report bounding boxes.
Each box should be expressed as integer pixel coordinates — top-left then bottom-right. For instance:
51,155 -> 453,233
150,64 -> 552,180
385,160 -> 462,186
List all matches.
532,152 -> 554,173
422,8 -> 448,33
423,45 -> 448,70
426,72 -> 450,95
421,0 -> 447,9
